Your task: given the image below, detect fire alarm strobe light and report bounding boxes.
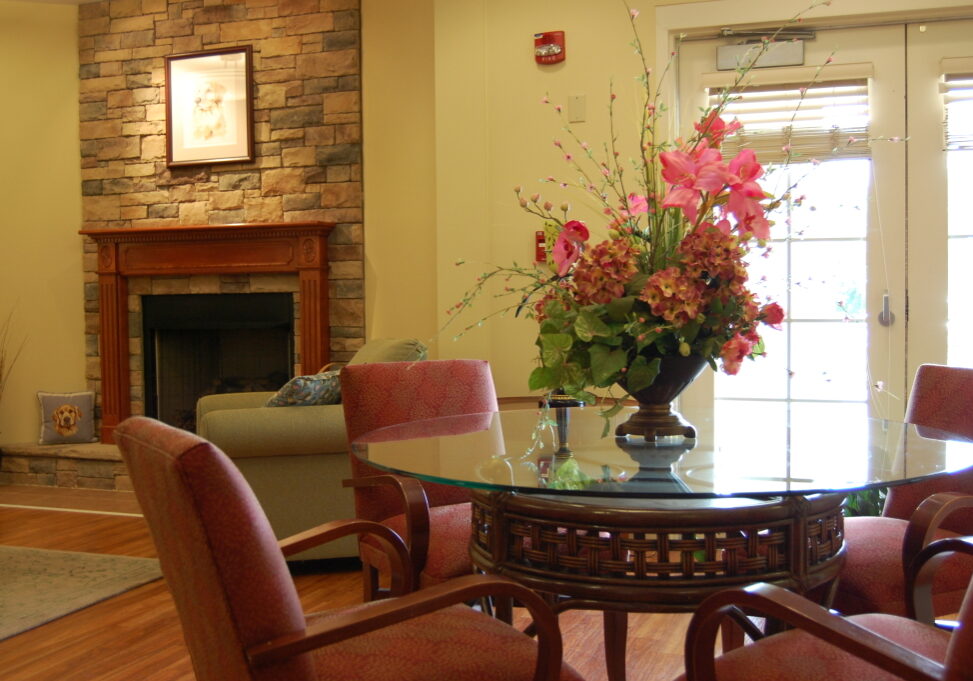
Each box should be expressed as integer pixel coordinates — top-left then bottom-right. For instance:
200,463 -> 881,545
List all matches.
534,31 -> 565,65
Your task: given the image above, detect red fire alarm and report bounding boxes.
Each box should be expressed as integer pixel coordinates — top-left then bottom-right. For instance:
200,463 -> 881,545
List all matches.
535,230 -> 547,263
534,31 -> 565,65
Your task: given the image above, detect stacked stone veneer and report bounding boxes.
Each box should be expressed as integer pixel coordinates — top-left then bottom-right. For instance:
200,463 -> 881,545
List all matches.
78,0 -> 365,422
0,443 -> 131,491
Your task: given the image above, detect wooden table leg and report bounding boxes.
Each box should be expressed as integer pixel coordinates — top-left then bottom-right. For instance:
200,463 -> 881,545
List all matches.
603,610 -> 628,681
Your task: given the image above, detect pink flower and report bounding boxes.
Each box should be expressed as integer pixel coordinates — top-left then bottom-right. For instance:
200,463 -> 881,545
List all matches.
720,333 -> 755,375
727,193 -> 770,240
627,193 -> 649,214
724,149 -> 770,239
761,302 -> 785,328
551,220 -> 589,276
659,144 -> 730,223
727,149 -> 764,198
693,112 -> 740,148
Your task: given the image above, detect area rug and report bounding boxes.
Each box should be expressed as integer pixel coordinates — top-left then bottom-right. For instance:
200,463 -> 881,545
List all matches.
0,546 -> 162,640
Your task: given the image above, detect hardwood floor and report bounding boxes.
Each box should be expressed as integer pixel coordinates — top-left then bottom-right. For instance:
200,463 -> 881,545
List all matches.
0,484 -> 692,681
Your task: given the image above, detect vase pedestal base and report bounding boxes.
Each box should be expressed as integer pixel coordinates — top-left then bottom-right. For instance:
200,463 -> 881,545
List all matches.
615,402 -> 696,440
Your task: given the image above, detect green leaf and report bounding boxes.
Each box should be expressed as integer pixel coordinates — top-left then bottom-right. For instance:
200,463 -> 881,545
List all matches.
624,356 -> 661,393
538,318 -> 562,335
528,366 -> 558,391
539,333 -> 573,367
606,296 -> 636,322
681,319 -> 701,344
543,299 -> 573,324
575,308 -> 612,342
560,362 -> 586,390
624,273 -> 650,296
750,336 -> 766,357
597,399 -> 627,437
589,344 -> 629,386
574,389 -> 598,405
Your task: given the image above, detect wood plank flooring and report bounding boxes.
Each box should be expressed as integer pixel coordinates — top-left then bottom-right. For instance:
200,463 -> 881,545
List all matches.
0,484 -> 692,681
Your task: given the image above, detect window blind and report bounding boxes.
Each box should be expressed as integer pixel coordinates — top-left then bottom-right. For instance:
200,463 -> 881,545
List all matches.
943,72 -> 973,150
708,79 -> 870,163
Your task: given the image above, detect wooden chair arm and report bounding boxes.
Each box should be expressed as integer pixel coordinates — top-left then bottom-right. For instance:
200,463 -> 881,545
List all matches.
342,474 -> 432,578
684,583 -> 945,681
907,535 -> 973,623
902,492 -> 973,594
246,573 -> 564,681
278,518 -> 414,596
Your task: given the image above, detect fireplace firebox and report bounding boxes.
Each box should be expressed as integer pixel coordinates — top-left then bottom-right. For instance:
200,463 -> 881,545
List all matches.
142,293 -> 293,432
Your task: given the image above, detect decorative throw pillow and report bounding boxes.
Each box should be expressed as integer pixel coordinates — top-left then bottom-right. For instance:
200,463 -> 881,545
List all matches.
265,370 -> 341,407
37,391 -> 98,445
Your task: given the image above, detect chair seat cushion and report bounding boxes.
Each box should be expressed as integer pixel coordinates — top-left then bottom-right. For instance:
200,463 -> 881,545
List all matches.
360,502 -> 473,585
833,515 -> 972,616
308,602 -> 585,681
675,612 -> 950,681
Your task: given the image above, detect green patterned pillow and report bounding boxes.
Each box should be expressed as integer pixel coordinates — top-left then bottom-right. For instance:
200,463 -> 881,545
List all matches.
265,370 -> 341,407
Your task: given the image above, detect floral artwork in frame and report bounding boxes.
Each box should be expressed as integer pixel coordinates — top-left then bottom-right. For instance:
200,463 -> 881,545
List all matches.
164,46 -> 254,167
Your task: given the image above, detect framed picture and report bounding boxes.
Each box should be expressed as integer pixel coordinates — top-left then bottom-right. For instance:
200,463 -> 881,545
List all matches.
165,46 -> 254,167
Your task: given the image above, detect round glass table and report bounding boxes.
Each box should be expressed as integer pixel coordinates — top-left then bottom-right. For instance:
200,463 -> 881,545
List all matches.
350,405 -> 973,681
351,405 -> 973,498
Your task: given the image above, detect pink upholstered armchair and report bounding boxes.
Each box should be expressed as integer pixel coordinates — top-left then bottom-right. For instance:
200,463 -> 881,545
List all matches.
114,416 -> 583,681
677,535 -> 973,681
339,359 -> 498,599
833,364 -> 973,617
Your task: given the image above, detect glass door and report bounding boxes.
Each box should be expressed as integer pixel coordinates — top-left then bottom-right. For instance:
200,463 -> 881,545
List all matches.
676,17 -> 973,458
904,19 -> 973,375
677,25 -> 907,441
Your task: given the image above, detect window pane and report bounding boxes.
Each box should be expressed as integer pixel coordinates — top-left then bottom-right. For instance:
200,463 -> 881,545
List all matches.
713,400 -> 788,488
782,159 -> 871,240
948,236 -> 973,368
790,402 -> 869,483
948,151 -> 973,236
744,245 -> 787,307
715,326 -> 788,399
790,321 -> 868,401
790,240 -> 866,320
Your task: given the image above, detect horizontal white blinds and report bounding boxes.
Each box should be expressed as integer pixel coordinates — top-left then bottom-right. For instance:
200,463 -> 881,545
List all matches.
708,78 -> 871,163
943,72 -> 973,150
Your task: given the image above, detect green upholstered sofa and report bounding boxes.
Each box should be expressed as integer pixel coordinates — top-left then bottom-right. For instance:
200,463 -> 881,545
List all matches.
195,337 -> 428,561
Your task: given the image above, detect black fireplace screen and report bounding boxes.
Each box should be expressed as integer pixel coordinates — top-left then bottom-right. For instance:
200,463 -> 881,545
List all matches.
142,293 -> 293,432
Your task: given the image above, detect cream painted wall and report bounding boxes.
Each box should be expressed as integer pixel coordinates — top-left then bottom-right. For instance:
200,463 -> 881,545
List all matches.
360,0 -> 438,345
363,0 -> 973,401
363,0 -> 691,397
0,0 -> 83,444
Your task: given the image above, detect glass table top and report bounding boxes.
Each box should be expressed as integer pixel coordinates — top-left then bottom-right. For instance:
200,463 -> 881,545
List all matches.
350,406 -> 973,499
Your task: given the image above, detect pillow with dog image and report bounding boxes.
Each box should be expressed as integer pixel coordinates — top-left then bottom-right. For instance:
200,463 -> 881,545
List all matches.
38,391 -> 98,445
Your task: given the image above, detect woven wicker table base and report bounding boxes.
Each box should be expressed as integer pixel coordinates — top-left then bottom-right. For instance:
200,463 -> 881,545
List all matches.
471,491 -> 846,681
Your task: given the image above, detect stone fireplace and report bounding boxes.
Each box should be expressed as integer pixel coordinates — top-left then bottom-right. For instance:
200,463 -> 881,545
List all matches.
81,222 -> 333,443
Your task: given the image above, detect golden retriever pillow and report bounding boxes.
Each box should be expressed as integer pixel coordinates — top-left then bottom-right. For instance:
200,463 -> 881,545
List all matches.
37,391 -> 97,444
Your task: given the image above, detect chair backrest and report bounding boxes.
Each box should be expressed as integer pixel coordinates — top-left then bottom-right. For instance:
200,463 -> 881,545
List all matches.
115,417 -> 315,681
884,364 -> 973,530
340,359 -> 499,520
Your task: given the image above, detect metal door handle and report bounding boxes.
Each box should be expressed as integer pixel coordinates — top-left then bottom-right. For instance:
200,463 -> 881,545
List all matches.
878,292 -> 895,327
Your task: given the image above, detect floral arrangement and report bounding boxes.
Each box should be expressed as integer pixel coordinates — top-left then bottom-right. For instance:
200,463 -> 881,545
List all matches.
451,4 -> 824,417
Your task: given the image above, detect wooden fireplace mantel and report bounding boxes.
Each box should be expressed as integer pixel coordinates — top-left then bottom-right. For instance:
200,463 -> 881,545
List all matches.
80,222 -> 335,442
